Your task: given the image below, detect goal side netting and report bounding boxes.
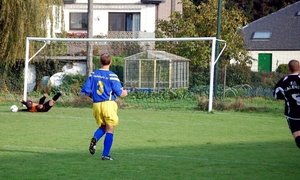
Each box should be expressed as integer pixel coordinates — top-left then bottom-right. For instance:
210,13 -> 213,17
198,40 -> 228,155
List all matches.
23,37 -> 226,112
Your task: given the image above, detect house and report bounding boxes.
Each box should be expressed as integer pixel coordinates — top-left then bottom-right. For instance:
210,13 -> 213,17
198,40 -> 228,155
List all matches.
242,1 -> 300,72
61,0 -> 182,38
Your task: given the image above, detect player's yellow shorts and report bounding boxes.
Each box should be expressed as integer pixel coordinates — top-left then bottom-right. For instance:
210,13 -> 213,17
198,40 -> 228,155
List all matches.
93,101 -> 119,127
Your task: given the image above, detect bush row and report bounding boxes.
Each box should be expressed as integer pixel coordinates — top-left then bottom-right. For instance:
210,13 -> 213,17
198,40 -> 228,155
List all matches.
0,60 -> 287,96
190,64 -> 286,89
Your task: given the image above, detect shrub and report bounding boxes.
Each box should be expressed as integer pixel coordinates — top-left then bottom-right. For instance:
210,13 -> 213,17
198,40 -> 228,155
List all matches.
244,86 -> 274,98
189,86 -> 210,97
250,71 -> 284,88
70,95 -> 92,107
51,74 -> 86,95
127,88 -> 195,101
195,95 -> 254,111
276,64 -> 289,73
221,64 -> 252,87
195,95 -> 209,111
108,42 -> 142,56
223,84 -> 252,98
0,62 -> 24,93
189,66 -> 210,87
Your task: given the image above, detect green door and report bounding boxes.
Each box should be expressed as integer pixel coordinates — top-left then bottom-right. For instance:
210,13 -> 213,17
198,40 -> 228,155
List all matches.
258,54 -> 272,72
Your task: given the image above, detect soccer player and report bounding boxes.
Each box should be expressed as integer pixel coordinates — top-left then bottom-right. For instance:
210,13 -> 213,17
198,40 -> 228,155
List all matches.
274,59 -> 300,149
81,53 -> 128,161
18,91 -> 62,112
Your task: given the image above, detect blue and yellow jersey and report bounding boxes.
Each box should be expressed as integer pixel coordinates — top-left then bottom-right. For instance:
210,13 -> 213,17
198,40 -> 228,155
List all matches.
81,69 -> 123,103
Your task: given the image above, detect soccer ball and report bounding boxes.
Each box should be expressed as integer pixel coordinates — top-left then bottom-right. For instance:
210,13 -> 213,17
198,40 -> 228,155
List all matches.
10,105 -> 18,112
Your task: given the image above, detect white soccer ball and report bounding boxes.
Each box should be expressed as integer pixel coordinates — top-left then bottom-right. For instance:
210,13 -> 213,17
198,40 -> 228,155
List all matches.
10,105 -> 18,112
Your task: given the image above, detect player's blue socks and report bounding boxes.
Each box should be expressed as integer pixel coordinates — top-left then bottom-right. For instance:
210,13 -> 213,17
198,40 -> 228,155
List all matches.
102,133 -> 113,156
93,128 -> 105,141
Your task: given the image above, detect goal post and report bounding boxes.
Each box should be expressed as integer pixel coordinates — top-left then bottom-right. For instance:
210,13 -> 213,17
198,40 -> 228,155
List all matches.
23,37 -> 226,112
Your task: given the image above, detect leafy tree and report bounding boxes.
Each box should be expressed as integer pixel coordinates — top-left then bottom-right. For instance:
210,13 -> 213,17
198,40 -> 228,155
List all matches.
0,0 -> 63,66
156,0 -> 250,68
225,0 -> 298,21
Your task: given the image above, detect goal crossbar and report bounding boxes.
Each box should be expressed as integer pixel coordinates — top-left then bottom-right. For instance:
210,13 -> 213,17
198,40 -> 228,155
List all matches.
24,37 -> 226,112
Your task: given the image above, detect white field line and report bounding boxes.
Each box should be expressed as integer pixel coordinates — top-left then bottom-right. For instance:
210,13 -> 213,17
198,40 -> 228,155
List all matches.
0,112 -> 92,120
1,112 -> 284,131
215,112 -> 283,120
0,110 -> 281,121
2,144 -> 293,167
1,110 -> 282,125
0,112 -> 201,125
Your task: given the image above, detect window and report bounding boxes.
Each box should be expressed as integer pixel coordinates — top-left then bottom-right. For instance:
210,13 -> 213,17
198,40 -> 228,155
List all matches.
64,0 -> 75,3
70,13 -> 88,30
252,32 -> 271,39
109,13 -> 140,31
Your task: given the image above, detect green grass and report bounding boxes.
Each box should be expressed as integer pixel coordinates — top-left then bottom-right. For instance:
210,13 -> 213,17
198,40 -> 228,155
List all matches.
0,103 -> 298,180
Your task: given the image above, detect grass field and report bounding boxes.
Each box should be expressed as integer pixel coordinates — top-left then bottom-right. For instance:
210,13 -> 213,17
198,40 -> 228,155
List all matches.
0,103 -> 299,180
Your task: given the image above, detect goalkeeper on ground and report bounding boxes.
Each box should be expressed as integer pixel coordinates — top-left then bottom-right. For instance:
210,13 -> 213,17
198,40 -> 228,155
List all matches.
18,91 -> 62,112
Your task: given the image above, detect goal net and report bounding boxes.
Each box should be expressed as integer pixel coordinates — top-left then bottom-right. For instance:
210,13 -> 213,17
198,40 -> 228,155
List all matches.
23,37 -> 226,112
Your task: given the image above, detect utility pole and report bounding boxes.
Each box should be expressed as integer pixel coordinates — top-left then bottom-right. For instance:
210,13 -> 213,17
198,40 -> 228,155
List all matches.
214,0 -> 222,98
87,0 -> 94,76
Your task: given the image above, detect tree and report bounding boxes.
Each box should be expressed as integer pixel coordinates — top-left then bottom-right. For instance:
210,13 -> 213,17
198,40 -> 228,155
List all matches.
0,0 -> 63,66
225,0 -> 298,21
156,0 -> 250,68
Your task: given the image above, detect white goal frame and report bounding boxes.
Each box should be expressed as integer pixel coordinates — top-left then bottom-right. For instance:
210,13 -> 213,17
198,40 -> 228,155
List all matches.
23,37 -> 226,112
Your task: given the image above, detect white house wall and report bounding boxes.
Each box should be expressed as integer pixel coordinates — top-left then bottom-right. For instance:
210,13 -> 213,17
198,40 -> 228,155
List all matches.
75,0 -> 141,3
46,6 -> 63,38
157,0 -> 182,20
248,51 -> 300,71
63,2 -> 156,36
141,5 -> 156,32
